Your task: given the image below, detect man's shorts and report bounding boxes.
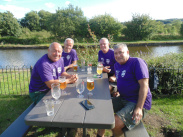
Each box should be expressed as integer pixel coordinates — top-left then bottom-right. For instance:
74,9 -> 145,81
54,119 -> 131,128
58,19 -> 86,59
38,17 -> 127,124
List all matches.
29,91 -> 48,104
112,96 -> 148,130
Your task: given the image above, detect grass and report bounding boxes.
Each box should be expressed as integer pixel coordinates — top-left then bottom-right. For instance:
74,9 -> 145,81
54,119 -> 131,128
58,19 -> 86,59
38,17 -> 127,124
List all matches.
0,95 -> 32,134
0,94 -> 182,136
0,69 -> 31,95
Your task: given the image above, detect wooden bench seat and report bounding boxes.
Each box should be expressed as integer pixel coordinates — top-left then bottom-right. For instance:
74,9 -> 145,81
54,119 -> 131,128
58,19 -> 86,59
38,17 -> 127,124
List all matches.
123,121 -> 149,137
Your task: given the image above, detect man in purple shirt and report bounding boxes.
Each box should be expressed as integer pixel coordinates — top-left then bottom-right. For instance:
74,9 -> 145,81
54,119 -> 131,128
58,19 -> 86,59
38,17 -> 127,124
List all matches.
62,38 -> 78,71
98,38 -> 116,77
97,43 -> 152,137
98,38 -> 117,96
29,42 -> 78,104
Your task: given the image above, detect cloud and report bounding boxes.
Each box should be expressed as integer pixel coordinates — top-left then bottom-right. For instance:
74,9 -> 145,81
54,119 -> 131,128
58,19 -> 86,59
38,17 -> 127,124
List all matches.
3,0 -> 12,1
45,2 -> 55,8
0,5 -> 30,19
65,1 -> 71,5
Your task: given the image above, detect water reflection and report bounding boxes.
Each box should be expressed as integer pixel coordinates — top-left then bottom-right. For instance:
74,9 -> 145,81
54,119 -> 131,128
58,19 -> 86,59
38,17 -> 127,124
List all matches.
0,45 -> 182,68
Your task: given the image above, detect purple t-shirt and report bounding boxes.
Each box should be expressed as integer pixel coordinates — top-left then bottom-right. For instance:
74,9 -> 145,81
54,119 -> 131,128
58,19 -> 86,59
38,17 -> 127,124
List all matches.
29,54 -> 65,93
62,49 -> 78,67
114,57 -> 152,110
98,48 -> 116,75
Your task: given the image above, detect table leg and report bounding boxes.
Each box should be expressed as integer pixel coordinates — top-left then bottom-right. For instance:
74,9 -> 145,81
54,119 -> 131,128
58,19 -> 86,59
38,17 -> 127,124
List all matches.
83,128 -> 87,137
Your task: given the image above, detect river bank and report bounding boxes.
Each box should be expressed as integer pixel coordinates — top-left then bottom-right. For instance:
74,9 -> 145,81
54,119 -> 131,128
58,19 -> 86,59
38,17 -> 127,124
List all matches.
0,40 -> 183,49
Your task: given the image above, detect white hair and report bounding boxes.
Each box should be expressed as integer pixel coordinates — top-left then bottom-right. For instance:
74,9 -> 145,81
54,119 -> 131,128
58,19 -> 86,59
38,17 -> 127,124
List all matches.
64,38 -> 74,45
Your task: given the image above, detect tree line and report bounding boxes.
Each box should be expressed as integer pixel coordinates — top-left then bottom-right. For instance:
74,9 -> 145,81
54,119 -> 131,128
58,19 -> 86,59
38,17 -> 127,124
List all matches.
0,4 -> 183,44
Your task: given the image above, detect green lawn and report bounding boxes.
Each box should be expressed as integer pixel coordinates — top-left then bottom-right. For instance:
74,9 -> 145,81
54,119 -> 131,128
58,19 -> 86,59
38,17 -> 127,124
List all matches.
0,94 -> 182,137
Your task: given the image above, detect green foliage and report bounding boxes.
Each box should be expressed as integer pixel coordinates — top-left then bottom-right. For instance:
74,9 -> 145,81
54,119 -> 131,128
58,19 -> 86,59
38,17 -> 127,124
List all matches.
38,10 -> 52,31
180,24 -> 183,36
0,11 -> 22,37
122,14 -> 156,40
89,14 -> 123,38
47,4 -> 88,39
20,11 -> 40,31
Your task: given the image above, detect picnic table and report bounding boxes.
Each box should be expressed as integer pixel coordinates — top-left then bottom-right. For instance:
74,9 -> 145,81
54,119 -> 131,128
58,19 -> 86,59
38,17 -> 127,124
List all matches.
24,66 -> 115,136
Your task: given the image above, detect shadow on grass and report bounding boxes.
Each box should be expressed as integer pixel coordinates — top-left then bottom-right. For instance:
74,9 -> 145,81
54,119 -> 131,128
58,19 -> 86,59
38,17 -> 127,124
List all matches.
162,128 -> 182,137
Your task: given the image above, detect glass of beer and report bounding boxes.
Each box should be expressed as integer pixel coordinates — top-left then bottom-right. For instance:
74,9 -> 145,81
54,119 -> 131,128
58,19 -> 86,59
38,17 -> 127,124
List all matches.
59,76 -> 67,95
97,62 -> 103,78
87,77 -> 94,96
73,64 -> 78,72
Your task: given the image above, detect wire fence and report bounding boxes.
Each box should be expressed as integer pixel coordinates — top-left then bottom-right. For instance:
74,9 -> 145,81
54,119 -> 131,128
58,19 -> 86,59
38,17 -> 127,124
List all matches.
0,65 -> 32,95
0,65 -> 182,95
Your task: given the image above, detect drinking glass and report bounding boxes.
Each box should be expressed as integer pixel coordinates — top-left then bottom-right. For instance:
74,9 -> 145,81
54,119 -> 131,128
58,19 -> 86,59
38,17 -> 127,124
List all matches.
87,77 -> 94,96
87,62 -> 92,74
81,59 -> 85,71
97,62 -> 103,78
73,64 -> 78,72
59,76 -> 67,95
43,99 -> 54,116
76,79 -> 85,98
51,83 -> 61,104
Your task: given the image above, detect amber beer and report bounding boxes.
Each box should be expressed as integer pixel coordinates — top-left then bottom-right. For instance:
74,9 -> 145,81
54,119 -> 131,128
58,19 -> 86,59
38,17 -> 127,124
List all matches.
60,81 -> 67,90
87,79 -> 94,91
73,64 -> 78,71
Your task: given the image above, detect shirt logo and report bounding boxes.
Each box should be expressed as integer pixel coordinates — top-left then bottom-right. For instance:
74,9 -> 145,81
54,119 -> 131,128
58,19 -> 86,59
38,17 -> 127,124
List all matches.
116,70 -> 120,79
67,55 -> 70,60
106,59 -> 110,64
58,67 -> 61,73
121,70 -> 126,77
101,58 -> 104,64
53,69 -> 56,76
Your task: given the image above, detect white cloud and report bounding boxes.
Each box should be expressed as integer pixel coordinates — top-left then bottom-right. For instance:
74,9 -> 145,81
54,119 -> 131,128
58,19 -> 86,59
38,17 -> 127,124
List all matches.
3,0 -> 12,1
65,1 -> 71,5
0,5 -> 30,19
45,2 -> 55,8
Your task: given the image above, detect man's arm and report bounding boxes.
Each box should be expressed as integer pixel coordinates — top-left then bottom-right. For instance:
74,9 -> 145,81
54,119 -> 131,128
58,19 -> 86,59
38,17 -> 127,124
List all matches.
64,60 -> 77,71
133,78 -> 149,123
44,71 -> 78,88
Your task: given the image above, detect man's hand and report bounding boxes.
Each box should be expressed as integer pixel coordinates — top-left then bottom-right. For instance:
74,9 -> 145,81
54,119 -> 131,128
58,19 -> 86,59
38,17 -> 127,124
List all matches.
132,107 -> 143,124
109,76 -> 116,82
103,66 -> 111,73
66,74 -> 78,84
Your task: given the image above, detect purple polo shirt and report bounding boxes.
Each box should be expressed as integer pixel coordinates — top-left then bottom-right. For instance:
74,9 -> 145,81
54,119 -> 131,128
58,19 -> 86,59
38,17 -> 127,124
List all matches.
62,49 -> 78,67
98,48 -> 116,75
29,54 -> 65,93
114,57 -> 152,110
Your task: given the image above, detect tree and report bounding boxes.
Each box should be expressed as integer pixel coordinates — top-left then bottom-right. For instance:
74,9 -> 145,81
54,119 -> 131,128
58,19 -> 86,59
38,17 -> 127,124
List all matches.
38,10 -> 52,30
122,14 -> 156,40
0,11 -> 22,37
180,23 -> 183,36
89,14 -> 123,38
20,11 -> 40,31
47,5 -> 88,38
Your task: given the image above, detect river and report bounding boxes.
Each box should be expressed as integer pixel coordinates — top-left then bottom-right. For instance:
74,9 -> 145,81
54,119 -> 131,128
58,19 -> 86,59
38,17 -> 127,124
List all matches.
0,45 -> 183,68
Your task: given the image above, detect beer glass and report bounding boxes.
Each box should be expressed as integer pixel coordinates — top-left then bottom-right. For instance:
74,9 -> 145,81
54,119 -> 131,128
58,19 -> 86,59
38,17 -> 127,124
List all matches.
59,76 -> 67,95
81,59 -> 85,71
73,64 -> 78,71
87,62 -> 92,74
51,83 -> 61,104
87,77 -> 94,96
97,62 -> 103,78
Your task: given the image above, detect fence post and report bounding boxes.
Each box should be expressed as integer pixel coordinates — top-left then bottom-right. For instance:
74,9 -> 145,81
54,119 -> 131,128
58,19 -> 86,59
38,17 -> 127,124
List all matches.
30,66 -> 33,75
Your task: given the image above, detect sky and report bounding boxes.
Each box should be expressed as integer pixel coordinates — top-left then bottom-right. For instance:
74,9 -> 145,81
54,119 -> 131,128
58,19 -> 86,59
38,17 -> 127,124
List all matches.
0,0 -> 182,22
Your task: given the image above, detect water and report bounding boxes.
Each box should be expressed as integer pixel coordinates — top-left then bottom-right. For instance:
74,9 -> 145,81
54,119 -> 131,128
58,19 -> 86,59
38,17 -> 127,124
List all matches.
0,45 -> 182,68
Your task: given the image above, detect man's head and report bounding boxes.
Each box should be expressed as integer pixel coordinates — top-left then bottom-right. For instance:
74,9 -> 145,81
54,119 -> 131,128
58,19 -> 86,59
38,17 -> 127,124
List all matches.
114,43 -> 129,65
99,38 -> 110,54
64,38 -> 74,53
48,42 -> 62,62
